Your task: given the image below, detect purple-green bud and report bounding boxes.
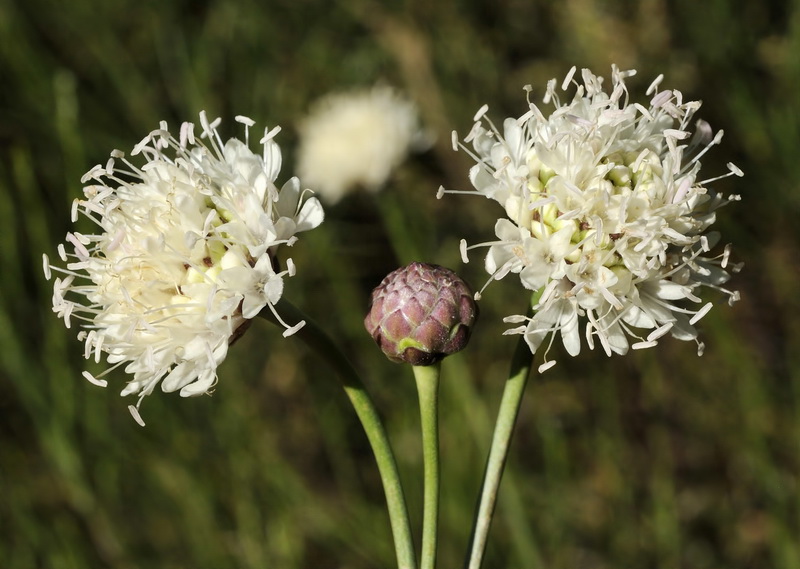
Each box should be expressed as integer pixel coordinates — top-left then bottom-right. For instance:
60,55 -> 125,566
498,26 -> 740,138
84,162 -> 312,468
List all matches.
364,262 -> 478,366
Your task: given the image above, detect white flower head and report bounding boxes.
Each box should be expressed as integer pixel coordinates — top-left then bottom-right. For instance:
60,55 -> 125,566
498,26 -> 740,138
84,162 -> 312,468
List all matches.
297,85 -> 428,203
43,112 -> 324,424
443,66 -> 742,371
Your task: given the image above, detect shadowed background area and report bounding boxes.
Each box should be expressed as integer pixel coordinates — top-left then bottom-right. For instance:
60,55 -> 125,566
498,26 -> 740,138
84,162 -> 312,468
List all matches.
2,0 -> 799,567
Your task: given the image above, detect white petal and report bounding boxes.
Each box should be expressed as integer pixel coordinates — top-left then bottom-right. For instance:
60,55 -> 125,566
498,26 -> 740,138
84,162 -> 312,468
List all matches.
295,195 -> 325,232
242,293 -> 267,319
560,307 -> 581,356
263,275 -> 284,304
161,362 -> 194,393
180,370 -> 217,397
276,177 -> 301,217
653,280 -> 692,300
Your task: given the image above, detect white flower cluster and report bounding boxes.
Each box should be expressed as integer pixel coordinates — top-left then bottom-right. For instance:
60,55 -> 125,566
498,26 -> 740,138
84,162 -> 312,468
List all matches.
443,66 -> 742,371
297,85 -> 427,203
43,113 -> 324,423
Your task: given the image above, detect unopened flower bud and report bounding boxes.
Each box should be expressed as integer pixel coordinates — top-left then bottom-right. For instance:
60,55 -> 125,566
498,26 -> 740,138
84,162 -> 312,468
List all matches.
364,262 -> 478,366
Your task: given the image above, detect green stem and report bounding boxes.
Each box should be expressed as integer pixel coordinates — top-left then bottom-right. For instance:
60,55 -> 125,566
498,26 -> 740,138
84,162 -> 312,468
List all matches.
262,299 -> 417,569
413,364 -> 441,569
465,332 -> 534,569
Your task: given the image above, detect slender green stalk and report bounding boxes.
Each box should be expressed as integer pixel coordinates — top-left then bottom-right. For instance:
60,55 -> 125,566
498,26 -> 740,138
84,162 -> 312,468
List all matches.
412,364 -> 441,569
465,332 -> 534,569
261,299 -> 417,569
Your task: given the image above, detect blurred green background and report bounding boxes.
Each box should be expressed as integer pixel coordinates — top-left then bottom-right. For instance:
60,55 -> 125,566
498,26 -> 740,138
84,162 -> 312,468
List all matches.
2,0 -> 799,567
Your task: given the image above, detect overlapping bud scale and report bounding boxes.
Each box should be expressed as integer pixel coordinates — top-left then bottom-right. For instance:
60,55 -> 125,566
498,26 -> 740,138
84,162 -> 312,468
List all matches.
365,263 -> 478,366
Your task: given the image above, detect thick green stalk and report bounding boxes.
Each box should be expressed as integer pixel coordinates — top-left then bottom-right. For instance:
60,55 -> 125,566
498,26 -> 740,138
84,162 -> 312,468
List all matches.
412,364 -> 441,569
465,332 -> 533,569
262,299 -> 417,569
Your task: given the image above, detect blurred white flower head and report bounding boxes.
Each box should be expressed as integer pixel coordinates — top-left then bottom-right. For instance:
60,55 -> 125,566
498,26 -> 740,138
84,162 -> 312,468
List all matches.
442,66 -> 742,372
43,112 -> 324,424
297,85 -> 427,203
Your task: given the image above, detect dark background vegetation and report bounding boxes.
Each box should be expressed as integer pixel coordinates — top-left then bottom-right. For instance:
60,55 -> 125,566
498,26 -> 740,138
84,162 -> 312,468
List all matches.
2,0 -> 799,567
